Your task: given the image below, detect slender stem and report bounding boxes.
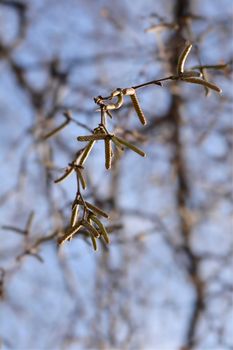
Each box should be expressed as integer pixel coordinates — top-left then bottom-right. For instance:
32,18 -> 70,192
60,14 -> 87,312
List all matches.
94,76 -> 175,104
132,76 -> 175,90
101,107 -> 106,126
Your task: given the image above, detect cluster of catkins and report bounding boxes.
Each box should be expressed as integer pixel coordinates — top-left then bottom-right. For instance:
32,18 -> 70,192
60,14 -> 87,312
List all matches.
44,44 -> 223,250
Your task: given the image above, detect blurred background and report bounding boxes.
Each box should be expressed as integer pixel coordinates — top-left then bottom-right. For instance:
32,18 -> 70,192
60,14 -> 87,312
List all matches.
0,0 -> 232,349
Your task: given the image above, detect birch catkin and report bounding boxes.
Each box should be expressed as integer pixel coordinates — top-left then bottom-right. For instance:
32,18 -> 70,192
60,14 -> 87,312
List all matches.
130,92 -> 147,125
79,141 -> 96,165
182,77 -> 222,93
70,204 -> 79,227
177,44 -> 192,75
113,136 -> 146,157
57,42 -> 226,251
90,235 -> 97,251
77,134 -> 106,141
81,220 -> 100,238
105,137 -> 112,170
90,215 -> 110,244
75,167 -> 86,189
84,201 -> 109,218
58,223 -> 82,245
180,70 -> 202,78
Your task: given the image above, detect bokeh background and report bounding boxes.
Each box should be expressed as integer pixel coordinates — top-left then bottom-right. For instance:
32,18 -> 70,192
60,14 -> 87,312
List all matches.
0,0 -> 232,349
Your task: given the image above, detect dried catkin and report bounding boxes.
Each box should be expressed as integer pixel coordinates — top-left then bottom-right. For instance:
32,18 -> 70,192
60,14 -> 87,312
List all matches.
79,141 -> 96,165
182,77 -> 222,93
90,215 -> 110,244
70,205 -> 79,227
105,137 -> 112,170
75,167 -> 86,189
180,70 -> 202,78
77,134 -> 106,141
84,201 -> 109,218
111,136 -> 125,151
113,136 -> 146,157
81,220 -> 100,238
90,235 -> 97,251
192,64 -> 227,70
177,44 -> 192,75
130,93 -> 147,125
58,223 -> 82,245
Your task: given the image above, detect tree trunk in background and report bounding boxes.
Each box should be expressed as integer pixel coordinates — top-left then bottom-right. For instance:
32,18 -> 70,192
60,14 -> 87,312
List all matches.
168,1 -> 204,348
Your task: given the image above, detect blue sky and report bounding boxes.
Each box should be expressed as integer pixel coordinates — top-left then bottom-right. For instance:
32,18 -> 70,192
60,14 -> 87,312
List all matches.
0,1 -> 232,349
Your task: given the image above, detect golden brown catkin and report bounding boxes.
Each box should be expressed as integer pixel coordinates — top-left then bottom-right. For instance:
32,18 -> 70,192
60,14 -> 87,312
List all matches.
201,69 -> 210,96
75,167 -> 86,189
70,204 -> 79,227
177,44 -> 192,75
84,201 -> 109,218
180,70 -> 202,78
87,217 -> 98,251
130,92 -> 147,125
81,220 -> 100,238
105,136 -> 112,170
58,223 -> 82,245
90,235 -> 98,251
77,134 -> 106,141
90,215 -> 110,244
79,141 -> 96,165
112,136 -> 146,157
191,64 -> 228,70
181,77 -> 222,93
